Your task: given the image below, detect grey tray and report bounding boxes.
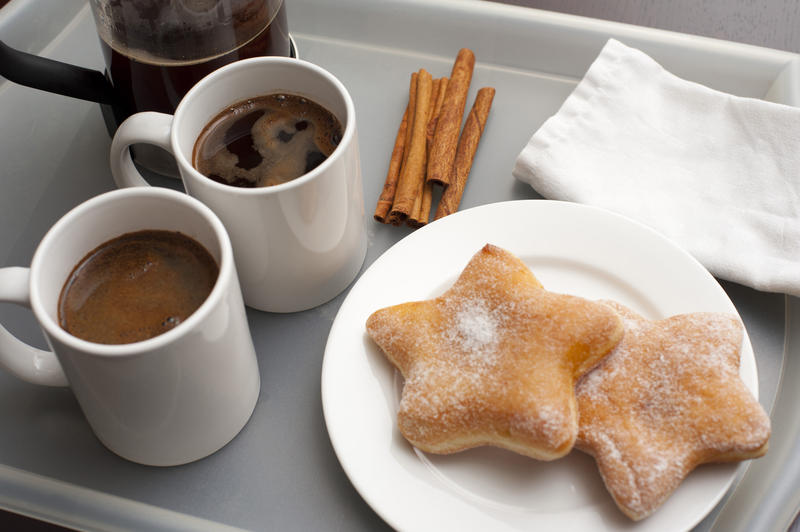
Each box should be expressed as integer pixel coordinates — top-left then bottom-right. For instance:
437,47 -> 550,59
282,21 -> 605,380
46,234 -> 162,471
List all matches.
0,0 -> 797,530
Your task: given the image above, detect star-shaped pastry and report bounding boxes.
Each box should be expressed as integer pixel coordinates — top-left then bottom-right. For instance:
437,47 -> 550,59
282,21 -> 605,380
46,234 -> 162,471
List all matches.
576,301 -> 771,521
366,244 -> 624,460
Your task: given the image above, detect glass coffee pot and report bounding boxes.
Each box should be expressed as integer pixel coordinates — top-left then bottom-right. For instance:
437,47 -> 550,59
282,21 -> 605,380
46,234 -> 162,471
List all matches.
0,0 -> 292,174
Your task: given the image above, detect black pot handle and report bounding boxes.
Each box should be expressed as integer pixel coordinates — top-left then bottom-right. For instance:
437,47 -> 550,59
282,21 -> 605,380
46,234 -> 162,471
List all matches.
0,39 -> 114,104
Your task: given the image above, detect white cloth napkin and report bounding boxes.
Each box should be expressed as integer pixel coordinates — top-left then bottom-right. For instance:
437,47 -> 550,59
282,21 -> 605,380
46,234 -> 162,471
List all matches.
513,38 -> 800,297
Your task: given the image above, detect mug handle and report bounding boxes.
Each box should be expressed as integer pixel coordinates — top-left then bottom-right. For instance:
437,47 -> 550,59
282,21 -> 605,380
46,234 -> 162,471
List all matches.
0,267 -> 68,387
110,112 -> 175,188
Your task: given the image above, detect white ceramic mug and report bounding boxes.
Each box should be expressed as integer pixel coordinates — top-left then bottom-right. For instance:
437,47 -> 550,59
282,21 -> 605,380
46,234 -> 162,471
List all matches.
0,188 -> 260,466
110,57 -> 367,313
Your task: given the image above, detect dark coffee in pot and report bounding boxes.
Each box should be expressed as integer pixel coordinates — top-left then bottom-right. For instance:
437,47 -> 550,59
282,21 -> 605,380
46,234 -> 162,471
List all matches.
94,0 -> 290,125
192,93 -> 343,187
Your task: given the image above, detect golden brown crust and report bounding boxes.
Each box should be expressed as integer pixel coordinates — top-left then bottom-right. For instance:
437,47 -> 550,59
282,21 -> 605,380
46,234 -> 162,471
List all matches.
576,301 -> 771,521
366,244 -> 624,460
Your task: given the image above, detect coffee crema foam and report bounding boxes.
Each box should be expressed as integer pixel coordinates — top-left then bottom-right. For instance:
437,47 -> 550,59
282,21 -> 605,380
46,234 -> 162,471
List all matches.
192,93 -> 343,188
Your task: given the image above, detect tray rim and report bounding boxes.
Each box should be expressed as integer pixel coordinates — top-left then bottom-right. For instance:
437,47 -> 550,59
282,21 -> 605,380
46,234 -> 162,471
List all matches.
0,0 -> 796,530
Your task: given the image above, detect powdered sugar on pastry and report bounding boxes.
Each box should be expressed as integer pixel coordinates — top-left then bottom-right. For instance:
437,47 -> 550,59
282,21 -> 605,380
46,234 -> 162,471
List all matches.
444,297 -> 501,361
576,301 -> 770,521
366,244 -> 624,460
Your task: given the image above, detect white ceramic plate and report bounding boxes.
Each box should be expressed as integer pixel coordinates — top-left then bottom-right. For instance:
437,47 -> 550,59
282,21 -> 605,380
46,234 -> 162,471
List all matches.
321,200 -> 757,531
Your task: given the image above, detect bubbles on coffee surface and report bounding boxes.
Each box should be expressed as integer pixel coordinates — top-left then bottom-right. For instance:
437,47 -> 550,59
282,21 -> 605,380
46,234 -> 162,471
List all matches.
192,93 -> 343,188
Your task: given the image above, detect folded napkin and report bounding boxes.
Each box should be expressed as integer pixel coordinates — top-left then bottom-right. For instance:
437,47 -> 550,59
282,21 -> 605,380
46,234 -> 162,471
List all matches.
514,39 -> 800,297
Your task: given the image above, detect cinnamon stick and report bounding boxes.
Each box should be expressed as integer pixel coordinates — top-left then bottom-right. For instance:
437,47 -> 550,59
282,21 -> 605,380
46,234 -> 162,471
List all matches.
407,77 -> 449,228
435,86 -> 495,220
373,72 -> 417,223
388,69 -> 433,225
408,77 -> 445,227
426,48 -> 475,187
407,181 -> 434,228
400,72 -> 418,176
373,107 -> 408,223
426,77 -> 449,155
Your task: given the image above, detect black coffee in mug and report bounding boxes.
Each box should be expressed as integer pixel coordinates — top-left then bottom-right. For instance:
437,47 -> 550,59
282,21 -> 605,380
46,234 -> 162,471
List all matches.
192,93 -> 344,187
58,230 -> 219,345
